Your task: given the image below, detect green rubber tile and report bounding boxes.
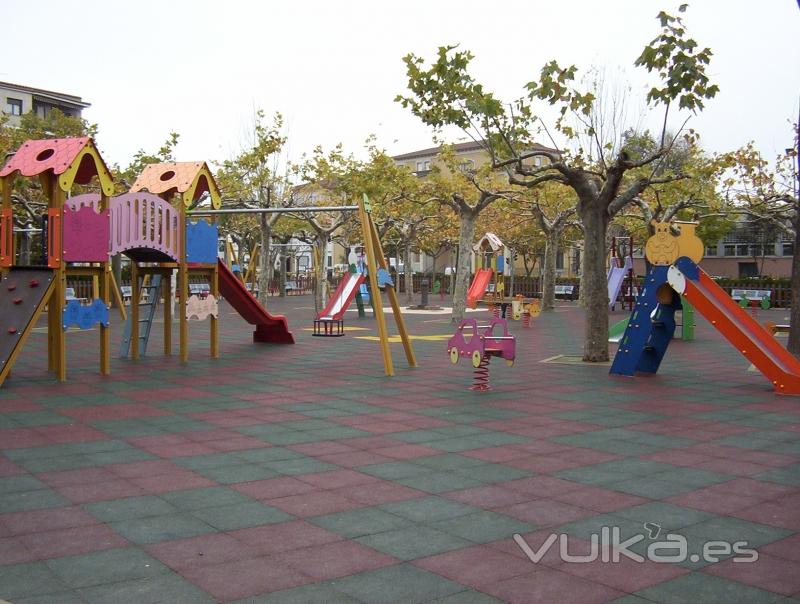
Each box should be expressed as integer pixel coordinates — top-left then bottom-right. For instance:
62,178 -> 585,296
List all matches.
634,572 -> 785,603
421,436 -> 496,453
554,465 -> 633,487
429,591 -> 504,603
361,461 -> 435,480
233,581 -> 360,603
453,464 -> 532,484
83,495 -> 178,522
262,457 -> 338,476
45,547 -> 170,588
556,513 -> 642,542
388,429 -> 449,444
357,524 -> 471,560
430,510 -> 532,543
78,573 -> 215,604
109,513 -> 217,544
0,489 -> 70,513
91,420 -> 168,438
413,454 -> 490,471
236,447 -> 306,463
604,477 -> 697,499
5,440 -> 130,461
192,463 -> 280,484
311,507 -> 412,538
764,441 -> 800,455
755,465 -> 800,486
83,449 -> 157,466
430,425 -> 493,438
0,561 -> 69,600
473,433 -> 530,447
260,431 -> 329,446
0,475 -> 48,494
160,486 -> 256,510
279,419 -> 341,431
380,496 -> 479,523
675,516 -> 791,569
13,591 -> 86,604
334,563 -> 468,603
614,502 -> 714,531
303,426 -> 372,440
651,468 -> 734,488
191,501 -> 292,530
397,472 -> 486,494
235,424 -> 297,439
5,411 -> 72,427
18,455 -> 100,473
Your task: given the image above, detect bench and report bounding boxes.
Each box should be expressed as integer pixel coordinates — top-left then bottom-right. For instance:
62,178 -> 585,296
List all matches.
189,284 -> 210,299
731,289 -> 771,302
554,284 -> 578,300
731,288 -> 771,310
120,285 -> 150,305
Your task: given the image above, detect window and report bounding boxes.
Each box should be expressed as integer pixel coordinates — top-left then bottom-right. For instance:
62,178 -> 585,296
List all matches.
556,251 -> 564,270
705,245 -> 718,256
782,242 -> 794,256
416,161 -> 423,172
738,262 -> 758,278
458,159 -> 475,173
5,98 -> 22,115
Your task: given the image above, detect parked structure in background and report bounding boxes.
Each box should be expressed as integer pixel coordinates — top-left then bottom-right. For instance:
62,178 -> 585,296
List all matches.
1,81 -> 90,127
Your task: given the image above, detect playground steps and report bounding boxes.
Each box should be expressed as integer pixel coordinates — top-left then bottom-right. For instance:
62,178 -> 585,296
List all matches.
119,275 -> 162,358
610,266 -> 680,376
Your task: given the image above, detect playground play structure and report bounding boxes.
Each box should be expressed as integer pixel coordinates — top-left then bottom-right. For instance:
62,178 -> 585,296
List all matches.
0,137 -> 294,387
448,317 -> 516,391
165,194 -> 416,377
467,233 -> 508,309
607,235 -> 635,311
610,220 -> 800,395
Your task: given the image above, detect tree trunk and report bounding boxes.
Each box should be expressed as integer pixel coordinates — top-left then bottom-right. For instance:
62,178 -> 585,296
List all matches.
452,211 -> 476,323
257,216 -> 271,307
577,261 -> 587,307
788,223 -> 800,357
404,243 -> 413,304
541,233 -> 558,311
314,236 -> 328,313
580,205 -> 610,361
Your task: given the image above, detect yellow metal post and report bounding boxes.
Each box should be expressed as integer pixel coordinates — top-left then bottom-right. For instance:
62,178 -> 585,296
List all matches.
210,263 -> 219,358
369,216 -> 417,368
130,263 -> 139,360
359,195 -> 393,376
163,271 -> 172,355
179,212 -> 188,363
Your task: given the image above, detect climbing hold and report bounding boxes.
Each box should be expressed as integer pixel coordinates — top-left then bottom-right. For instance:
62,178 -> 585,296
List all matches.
29,279 -> 39,287
12,298 -> 22,305
8,327 -> 17,334
7,284 -> 16,291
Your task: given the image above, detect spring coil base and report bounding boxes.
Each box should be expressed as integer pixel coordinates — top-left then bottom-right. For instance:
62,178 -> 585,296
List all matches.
470,354 -> 491,391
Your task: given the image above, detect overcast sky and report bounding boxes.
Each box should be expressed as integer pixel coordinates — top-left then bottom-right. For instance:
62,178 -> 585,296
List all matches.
4,0 -> 798,169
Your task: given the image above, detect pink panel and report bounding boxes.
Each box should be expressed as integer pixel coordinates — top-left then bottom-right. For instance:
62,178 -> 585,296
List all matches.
109,192 -> 180,261
63,204 -> 110,262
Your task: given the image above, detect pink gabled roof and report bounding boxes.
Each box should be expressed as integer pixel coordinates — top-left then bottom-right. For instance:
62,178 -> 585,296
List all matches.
0,137 -> 101,185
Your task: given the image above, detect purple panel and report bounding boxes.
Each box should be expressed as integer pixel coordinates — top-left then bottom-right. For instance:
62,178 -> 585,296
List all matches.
63,204 -> 109,262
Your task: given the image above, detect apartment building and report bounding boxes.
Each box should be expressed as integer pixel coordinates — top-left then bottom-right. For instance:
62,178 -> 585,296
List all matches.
1,81 -> 90,127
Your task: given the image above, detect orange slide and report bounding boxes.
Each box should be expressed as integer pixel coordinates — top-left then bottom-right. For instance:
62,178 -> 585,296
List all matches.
467,268 -> 493,309
668,258 -> 800,395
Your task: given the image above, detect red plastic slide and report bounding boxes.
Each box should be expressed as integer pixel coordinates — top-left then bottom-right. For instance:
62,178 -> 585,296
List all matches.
669,261 -> 800,395
217,260 -> 294,344
467,268 -> 493,309
318,272 -> 365,320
